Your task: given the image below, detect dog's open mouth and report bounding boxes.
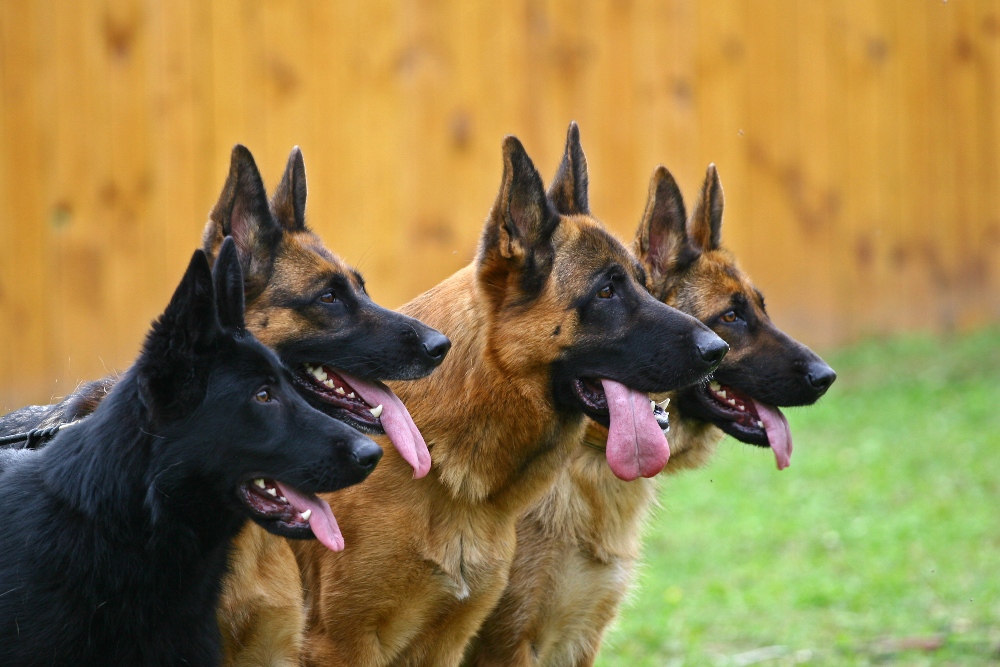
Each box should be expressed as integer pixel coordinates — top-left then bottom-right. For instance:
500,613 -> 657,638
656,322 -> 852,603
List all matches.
572,379 -> 669,431
238,477 -> 344,552
293,364 -> 384,433
291,364 -> 432,478
572,378 -> 670,481
703,381 -> 765,434
698,380 -> 793,470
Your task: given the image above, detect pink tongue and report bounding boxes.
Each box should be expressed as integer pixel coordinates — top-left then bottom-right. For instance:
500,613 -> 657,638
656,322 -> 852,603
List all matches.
752,400 -> 793,470
338,371 -> 431,478
274,482 -> 344,552
602,379 -> 670,481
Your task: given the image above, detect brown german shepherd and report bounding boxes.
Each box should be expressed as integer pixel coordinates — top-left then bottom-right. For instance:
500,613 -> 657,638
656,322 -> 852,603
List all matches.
464,163 -> 836,667
218,126 -> 727,667
0,145 -> 452,666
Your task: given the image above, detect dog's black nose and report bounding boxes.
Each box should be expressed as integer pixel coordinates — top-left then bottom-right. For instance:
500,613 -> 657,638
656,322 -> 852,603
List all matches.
351,440 -> 383,473
805,360 -> 836,395
695,330 -> 729,369
421,332 -> 452,363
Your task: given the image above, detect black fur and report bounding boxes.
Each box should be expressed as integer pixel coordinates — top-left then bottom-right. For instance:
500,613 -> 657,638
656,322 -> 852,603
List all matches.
0,241 -> 380,666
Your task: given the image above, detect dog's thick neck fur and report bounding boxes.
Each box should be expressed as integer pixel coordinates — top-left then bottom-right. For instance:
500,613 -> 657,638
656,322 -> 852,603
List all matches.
40,373 -> 245,549
394,265 -> 585,513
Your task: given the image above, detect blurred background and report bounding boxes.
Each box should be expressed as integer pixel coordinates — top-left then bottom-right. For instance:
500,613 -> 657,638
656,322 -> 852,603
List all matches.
1,1 -> 998,663
2,0 -> 998,408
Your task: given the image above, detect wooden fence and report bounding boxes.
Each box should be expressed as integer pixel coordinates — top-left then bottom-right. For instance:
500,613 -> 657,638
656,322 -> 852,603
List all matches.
2,0 -> 998,410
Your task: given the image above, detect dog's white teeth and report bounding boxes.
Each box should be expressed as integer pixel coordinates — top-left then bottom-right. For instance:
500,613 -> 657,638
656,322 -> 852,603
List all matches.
300,509 -> 312,521
369,404 -> 384,418
728,398 -> 737,406
719,390 -> 727,398
266,487 -> 277,497
737,405 -> 745,412
254,478 -> 265,489
278,496 -> 286,503
757,420 -> 764,428
311,366 -> 328,382
347,392 -> 356,399
335,387 -> 346,396
657,398 -> 670,409
324,379 -> 336,389
709,381 -> 721,391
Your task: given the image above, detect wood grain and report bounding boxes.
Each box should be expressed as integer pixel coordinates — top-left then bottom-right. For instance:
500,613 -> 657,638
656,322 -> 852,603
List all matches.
2,0 -> 998,410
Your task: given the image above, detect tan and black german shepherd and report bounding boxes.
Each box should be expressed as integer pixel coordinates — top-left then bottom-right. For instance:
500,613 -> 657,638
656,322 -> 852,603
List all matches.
464,162 -> 836,667
0,145 -> 452,666
216,126 -> 727,667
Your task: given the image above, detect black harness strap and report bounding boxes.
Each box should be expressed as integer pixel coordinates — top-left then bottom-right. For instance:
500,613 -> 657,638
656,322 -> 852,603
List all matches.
0,421 -> 81,449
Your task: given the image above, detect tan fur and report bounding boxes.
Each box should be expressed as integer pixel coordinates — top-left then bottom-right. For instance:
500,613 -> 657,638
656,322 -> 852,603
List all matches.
217,137 -> 651,667
464,166 -> 778,667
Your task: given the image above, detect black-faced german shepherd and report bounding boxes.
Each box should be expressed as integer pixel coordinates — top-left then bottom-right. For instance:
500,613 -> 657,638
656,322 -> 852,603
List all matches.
0,239 -> 382,666
465,163 -> 837,667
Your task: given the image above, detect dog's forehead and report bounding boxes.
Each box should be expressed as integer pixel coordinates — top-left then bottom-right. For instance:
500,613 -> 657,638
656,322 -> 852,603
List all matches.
686,249 -> 765,315
554,215 -> 642,281
271,232 -> 358,291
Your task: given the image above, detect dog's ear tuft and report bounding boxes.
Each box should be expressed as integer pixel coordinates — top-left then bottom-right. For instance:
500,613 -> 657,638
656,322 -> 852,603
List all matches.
634,166 -> 700,279
688,163 -> 724,251
270,146 -> 308,231
547,121 -> 590,215
213,237 -> 246,333
137,250 -> 220,422
478,136 -> 560,302
203,145 -> 282,296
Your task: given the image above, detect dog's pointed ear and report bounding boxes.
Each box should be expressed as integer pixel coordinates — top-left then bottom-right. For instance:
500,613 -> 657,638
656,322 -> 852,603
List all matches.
213,237 -> 246,332
547,121 -> 589,215
137,250 -> 220,421
202,145 -> 282,295
270,146 -> 307,231
634,166 -> 699,280
482,136 -> 559,262
688,163 -> 724,251
478,136 -> 560,302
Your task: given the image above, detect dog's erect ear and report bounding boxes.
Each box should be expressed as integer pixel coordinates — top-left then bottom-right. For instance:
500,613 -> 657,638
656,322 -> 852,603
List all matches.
634,166 -> 699,279
270,146 -> 308,231
547,121 -> 589,216
478,137 -> 560,303
688,164 -> 724,252
203,145 -> 282,296
213,237 -> 246,332
137,250 -> 220,421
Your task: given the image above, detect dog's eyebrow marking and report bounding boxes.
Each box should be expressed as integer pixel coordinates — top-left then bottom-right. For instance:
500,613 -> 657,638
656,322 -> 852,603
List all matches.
351,270 -> 367,292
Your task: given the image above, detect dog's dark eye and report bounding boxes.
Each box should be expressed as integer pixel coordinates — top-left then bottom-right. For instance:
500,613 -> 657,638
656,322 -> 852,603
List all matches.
597,285 -> 614,299
254,389 -> 273,403
319,292 -> 336,304
721,310 -> 739,323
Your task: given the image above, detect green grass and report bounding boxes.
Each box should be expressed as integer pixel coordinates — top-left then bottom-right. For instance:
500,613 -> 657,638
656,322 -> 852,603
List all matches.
597,328 -> 1000,666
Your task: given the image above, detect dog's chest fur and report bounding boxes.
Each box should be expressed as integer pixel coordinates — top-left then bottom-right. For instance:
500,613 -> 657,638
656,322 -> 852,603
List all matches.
466,415 -> 723,666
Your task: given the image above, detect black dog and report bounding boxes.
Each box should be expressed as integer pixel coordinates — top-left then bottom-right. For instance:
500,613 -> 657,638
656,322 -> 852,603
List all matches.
0,239 -> 381,666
